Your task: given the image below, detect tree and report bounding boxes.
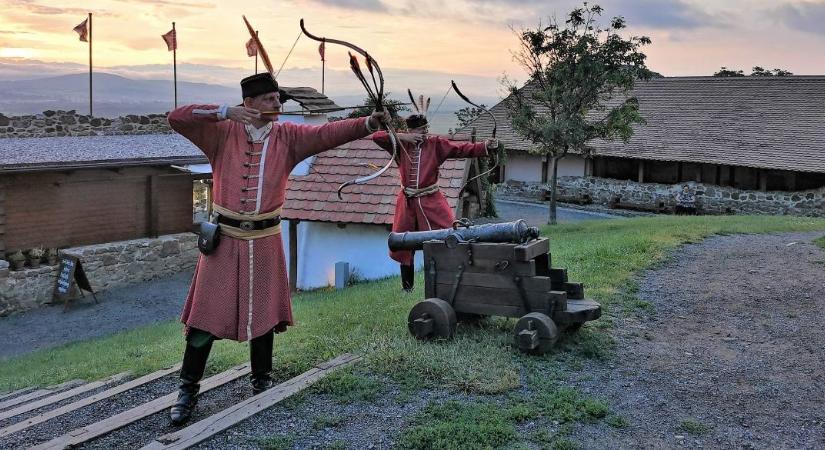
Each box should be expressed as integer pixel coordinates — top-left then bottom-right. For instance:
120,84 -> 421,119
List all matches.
455,105 -> 487,128
713,66 -> 793,77
330,93 -> 409,130
750,66 -> 793,76
713,67 -> 745,77
504,2 -> 651,224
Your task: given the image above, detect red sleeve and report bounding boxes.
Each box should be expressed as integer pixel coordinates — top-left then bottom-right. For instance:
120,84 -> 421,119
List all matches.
285,117 -> 371,165
167,104 -> 226,160
435,137 -> 488,163
371,130 -> 394,154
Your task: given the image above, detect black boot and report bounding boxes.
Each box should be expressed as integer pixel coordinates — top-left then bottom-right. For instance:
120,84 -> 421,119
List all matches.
170,330 -> 213,426
250,331 -> 274,395
400,264 -> 414,292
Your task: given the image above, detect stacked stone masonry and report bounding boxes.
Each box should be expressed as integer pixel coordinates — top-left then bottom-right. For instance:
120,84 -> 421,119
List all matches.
497,177 -> 825,217
0,110 -> 172,138
0,233 -> 198,316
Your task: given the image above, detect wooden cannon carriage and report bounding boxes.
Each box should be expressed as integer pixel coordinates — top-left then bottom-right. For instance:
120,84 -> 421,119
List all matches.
388,220 -> 601,354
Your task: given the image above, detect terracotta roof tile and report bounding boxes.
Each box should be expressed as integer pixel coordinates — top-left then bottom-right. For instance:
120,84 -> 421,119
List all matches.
282,137 -> 468,224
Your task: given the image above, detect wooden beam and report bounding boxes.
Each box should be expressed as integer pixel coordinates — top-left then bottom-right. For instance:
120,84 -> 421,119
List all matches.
637,160 -> 645,183
31,364 -> 250,450
715,165 -> 721,185
0,380 -> 83,409
676,162 -> 683,182
289,220 -> 299,293
147,175 -> 159,238
0,365 -> 181,438
0,373 -> 128,421
541,156 -> 549,184
142,354 -> 361,450
759,170 -> 768,191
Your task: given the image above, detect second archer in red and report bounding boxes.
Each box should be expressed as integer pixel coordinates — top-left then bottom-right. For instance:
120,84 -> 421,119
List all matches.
372,91 -> 499,292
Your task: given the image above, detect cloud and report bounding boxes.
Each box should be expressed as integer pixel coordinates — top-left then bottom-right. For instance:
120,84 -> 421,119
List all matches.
775,1 -> 825,35
302,0 -> 389,12
6,0 -> 97,16
609,0 -> 720,29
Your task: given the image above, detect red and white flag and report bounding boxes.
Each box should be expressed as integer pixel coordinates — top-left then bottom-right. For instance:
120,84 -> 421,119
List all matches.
73,18 -> 88,42
245,37 -> 258,57
161,28 -> 177,51
318,41 -> 325,62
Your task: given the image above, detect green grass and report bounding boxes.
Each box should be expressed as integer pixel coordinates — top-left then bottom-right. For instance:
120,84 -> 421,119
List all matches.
677,418 -> 712,435
1,215 -> 823,447
814,235 -> 825,250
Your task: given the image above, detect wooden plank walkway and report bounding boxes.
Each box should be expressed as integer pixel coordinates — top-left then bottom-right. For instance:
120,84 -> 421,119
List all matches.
0,364 -> 181,438
0,387 -> 37,403
142,353 -> 361,450
31,364 -> 250,450
0,376 -> 125,421
0,380 -> 84,412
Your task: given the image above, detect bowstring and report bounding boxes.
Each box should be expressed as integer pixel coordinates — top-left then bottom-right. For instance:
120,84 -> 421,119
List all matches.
275,31 -> 302,79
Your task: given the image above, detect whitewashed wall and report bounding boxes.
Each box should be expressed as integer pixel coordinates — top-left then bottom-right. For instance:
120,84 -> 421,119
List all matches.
504,153 -> 586,182
280,220 -> 423,290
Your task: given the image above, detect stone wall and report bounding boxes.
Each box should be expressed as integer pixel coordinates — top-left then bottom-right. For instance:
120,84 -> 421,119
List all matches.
0,233 -> 198,316
0,110 -> 172,138
496,177 -> 825,217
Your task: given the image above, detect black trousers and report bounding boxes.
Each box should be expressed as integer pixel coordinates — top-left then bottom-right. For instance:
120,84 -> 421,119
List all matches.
181,328 -> 273,382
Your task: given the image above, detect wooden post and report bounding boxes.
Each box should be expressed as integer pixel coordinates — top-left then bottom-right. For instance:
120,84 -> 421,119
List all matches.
541,156 -> 549,183
676,162 -> 683,182
637,160 -> 645,183
759,170 -> 768,191
0,182 -> 5,260
289,220 -> 298,292
584,158 -> 593,177
147,175 -> 159,238
88,12 -> 93,117
788,172 -> 796,191
172,22 -> 177,109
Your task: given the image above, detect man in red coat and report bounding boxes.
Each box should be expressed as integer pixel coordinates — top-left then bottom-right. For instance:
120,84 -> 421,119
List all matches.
167,72 -> 388,425
373,112 -> 498,291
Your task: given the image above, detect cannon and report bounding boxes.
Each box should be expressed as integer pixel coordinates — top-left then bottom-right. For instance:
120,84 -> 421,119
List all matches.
389,219 -> 601,355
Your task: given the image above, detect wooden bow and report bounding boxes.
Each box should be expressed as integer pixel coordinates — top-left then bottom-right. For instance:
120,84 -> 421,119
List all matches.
300,19 -> 400,199
451,80 -> 504,195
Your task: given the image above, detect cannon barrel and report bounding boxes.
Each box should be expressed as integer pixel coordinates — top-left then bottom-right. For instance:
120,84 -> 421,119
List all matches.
388,219 -> 540,251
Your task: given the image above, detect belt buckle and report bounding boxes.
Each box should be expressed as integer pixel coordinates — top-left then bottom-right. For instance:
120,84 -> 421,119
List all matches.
239,220 -> 255,231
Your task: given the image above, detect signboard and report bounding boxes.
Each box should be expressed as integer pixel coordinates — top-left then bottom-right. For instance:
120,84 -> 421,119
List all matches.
53,253 -> 97,310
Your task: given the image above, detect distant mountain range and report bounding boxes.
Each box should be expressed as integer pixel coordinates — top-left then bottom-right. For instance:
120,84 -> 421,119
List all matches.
0,72 -> 497,133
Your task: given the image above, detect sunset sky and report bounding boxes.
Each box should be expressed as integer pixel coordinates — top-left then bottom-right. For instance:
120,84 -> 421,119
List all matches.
1,0 -> 825,98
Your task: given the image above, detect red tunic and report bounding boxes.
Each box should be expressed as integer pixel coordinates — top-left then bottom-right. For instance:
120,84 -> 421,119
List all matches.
169,105 -> 370,341
373,132 -> 487,265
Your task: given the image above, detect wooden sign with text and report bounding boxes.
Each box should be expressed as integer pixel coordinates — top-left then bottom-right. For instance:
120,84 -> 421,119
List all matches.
53,253 -> 98,310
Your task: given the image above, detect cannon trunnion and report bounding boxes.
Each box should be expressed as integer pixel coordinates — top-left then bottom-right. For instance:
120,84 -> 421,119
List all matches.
404,227 -> 601,355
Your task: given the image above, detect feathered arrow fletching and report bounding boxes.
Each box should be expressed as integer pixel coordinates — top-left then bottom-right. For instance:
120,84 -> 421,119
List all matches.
407,89 -> 420,114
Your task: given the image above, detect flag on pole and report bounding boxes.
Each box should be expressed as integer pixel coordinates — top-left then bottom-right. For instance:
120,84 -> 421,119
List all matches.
73,18 -> 89,42
161,28 -> 177,51
318,41 -> 325,62
245,37 -> 258,57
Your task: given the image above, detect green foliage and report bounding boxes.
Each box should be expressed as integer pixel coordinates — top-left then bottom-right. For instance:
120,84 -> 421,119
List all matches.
312,413 -> 345,429
331,93 -> 409,130
394,400 -> 518,450
606,414 -> 629,428
455,105 -> 487,129
678,418 -> 712,435
712,67 -> 745,77
312,369 -> 385,403
814,235 -> 825,250
504,2 -> 651,224
255,433 -> 296,450
714,66 -> 793,77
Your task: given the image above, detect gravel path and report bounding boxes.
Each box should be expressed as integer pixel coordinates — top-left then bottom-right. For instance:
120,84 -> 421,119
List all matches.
572,232 -> 825,449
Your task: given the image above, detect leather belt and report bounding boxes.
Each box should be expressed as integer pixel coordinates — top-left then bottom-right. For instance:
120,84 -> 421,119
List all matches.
217,215 -> 280,231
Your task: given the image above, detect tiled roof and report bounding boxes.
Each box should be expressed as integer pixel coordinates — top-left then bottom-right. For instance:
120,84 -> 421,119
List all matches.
0,134 -> 205,173
282,137 -> 469,224
455,76 -> 825,173
281,87 -> 341,112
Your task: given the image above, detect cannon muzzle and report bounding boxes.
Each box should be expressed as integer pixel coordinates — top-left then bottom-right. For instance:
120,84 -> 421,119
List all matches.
388,219 -> 539,251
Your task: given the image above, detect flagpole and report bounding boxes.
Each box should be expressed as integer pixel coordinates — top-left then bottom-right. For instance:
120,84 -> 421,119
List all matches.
88,12 -> 93,116
255,30 -> 259,74
172,22 -> 177,108
321,54 -> 325,94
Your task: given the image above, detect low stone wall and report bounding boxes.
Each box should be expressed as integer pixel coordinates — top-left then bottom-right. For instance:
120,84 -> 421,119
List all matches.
0,233 -> 198,316
496,177 -> 825,217
0,110 -> 172,138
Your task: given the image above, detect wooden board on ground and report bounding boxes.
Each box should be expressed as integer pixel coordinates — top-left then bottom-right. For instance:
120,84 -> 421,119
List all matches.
141,353 -> 361,450
0,374 -> 127,421
32,364 -> 250,450
0,387 -> 37,403
0,379 -> 85,411
0,364 -> 181,438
